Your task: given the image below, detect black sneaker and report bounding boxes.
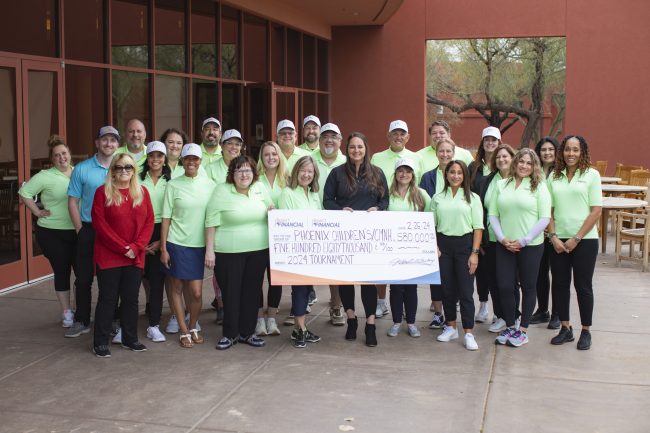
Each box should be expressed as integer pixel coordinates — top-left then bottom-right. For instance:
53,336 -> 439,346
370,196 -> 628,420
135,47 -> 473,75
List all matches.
93,345 -> 112,358
550,326 -> 574,345
122,341 -> 147,352
292,329 -> 307,348
239,334 -> 265,347
428,312 -> 445,329
345,318 -> 358,340
577,329 -> 592,350
530,309 -> 550,324
216,337 -> 236,350
304,330 -> 321,343
365,323 -> 377,347
547,313 -> 561,330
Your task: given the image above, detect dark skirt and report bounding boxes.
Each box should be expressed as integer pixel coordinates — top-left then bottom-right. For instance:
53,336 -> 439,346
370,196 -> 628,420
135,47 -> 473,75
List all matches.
162,241 -> 206,281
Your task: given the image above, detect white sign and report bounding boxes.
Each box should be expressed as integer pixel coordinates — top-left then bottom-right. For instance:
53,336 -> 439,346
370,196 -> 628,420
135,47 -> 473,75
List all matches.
268,210 -> 440,285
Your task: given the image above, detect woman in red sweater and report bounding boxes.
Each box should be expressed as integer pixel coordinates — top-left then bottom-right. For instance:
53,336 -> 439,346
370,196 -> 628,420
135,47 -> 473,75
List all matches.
91,154 -> 154,358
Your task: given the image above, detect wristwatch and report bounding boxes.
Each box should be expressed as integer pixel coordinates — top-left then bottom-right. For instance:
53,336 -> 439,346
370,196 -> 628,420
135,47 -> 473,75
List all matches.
572,235 -> 582,243
548,232 -> 558,239
471,248 -> 480,254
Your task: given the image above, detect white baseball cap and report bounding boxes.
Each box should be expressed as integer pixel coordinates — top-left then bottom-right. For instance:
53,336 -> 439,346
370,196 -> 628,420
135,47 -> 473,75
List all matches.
146,141 -> 167,155
303,115 -> 321,127
98,126 -> 120,140
394,158 -> 417,172
482,126 -> 501,140
221,129 -> 243,143
389,120 -> 408,133
320,123 -> 341,136
181,143 -> 202,159
277,119 -> 296,134
202,117 -> 221,129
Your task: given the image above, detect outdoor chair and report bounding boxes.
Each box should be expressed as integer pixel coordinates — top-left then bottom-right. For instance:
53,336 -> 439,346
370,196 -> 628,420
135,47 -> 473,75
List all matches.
615,210 -> 650,272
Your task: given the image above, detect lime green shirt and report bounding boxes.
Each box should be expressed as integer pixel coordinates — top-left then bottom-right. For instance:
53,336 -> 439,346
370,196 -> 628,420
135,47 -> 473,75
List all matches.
205,182 -> 273,253
299,142 -> 319,152
141,172 -> 168,223
547,168 -> 602,239
278,186 -> 322,210
282,147 -> 311,172
388,187 -> 431,212
169,162 -> 208,179
259,174 -> 285,208
488,177 -> 552,246
19,167 -> 74,230
371,147 -> 423,185
201,143 -> 222,165
416,145 -> 474,171
162,174 -> 215,247
205,158 -> 229,186
115,145 -> 147,169
430,188 -> 484,236
483,172 -> 504,242
313,150 -> 347,200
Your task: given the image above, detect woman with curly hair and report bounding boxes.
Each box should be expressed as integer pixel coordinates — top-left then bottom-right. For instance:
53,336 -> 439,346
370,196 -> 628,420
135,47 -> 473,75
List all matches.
488,148 -> 551,348
546,136 -> 601,350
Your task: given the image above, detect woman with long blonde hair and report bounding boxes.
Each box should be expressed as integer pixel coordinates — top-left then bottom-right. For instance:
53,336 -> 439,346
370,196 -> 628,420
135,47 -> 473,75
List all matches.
91,154 -> 154,357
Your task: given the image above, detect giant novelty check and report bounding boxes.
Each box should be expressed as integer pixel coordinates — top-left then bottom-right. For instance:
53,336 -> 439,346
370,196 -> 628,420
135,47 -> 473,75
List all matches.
268,210 -> 440,285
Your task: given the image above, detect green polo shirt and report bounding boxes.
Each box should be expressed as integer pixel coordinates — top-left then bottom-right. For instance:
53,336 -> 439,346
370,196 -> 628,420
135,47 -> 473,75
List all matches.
259,174 -> 285,208
416,145 -> 474,171
205,182 -> 273,253
19,167 -> 74,230
488,177 -> 552,246
115,145 -> 147,169
388,187 -> 431,212
162,174 -> 215,247
547,168 -> 602,239
282,147 -> 311,172
141,173 -> 168,223
313,150 -> 347,200
371,147 -> 423,185
299,142 -> 319,152
278,186 -> 322,210
201,143 -> 222,165
430,188 -> 483,236
483,172 -> 504,242
169,162 -> 208,179
205,158 -> 229,186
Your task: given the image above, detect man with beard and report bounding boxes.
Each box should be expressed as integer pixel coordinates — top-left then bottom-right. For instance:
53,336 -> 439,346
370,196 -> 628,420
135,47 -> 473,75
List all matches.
299,115 -> 321,152
200,117 -> 223,165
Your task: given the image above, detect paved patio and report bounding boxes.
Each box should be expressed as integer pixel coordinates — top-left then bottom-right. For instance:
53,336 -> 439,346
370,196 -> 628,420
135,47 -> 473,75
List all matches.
0,246 -> 648,433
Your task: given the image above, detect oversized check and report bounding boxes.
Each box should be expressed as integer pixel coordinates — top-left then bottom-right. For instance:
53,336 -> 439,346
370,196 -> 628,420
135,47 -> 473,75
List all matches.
268,209 -> 440,285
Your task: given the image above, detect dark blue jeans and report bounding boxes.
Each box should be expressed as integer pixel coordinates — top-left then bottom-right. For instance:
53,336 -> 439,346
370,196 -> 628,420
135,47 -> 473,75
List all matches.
291,285 -> 312,316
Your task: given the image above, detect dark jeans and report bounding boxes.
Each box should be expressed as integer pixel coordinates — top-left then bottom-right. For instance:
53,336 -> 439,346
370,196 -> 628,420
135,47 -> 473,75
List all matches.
74,223 -> 95,325
438,233 -> 475,329
261,265 -> 282,309
339,285 -> 377,318
550,239 -> 597,326
389,284 -> 418,324
429,284 -> 442,302
143,223 -> 164,326
93,265 -> 142,346
291,285 -> 312,316
536,239 -> 557,314
216,249 -> 268,339
496,243 -> 544,328
36,226 -> 77,292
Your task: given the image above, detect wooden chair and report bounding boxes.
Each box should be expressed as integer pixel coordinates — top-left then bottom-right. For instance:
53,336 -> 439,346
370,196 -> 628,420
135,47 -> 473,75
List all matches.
592,160 -> 607,176
615,210 -> 650,271
615,163 -> 643,185
624,169 -> 650,200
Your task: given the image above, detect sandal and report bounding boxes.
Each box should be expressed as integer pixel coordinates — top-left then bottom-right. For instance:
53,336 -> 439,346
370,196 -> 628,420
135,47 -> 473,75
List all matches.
189,328 -> 204,344
179,333 -> 193,348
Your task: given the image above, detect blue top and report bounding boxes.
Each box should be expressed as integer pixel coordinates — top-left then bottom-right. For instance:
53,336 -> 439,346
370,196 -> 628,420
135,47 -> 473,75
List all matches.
67,155 -> 109,223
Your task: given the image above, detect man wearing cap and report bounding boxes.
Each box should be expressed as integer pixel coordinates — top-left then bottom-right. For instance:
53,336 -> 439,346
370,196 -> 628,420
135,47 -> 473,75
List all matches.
65,126 -> 120,338
299,115 -> 321,152
276,119 -> 310,171
206,129 -> 243,186
417,120 -> 474,171
200,117 -> 223,165
115,118 -> 147,170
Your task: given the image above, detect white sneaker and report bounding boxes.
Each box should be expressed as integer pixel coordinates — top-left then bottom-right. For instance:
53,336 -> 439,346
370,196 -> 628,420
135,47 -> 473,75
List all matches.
375,302 -> 389,318
515,317 -> 521,330
407,324 -> 421,338
166,315 -> 180,334
330,306 -> 346,326
185,313 -> 201,331
489,317 -> 507,333
112,328 -> 122,344
146,325 -> 166,342
464,333 -> 479,351
266,317 -> 281,335
475,302 -> 489,323
255,318 -> 268,336
62,309 -> 74,328
437,325 -> 459,342
283,315 -> 295,326
387,323 -> 400,337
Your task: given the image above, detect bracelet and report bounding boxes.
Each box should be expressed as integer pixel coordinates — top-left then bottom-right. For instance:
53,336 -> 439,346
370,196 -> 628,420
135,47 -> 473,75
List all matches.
548,232 -> 557,239
572,236 -> 582,243
471,248 -> 480,254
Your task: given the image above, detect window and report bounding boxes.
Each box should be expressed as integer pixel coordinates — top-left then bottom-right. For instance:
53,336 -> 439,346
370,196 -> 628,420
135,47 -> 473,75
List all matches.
111,0 -> 149,68
111,70 -> 150,136
243,14 -> 267,83
193,79 -> 219,141
271,24 -> 285,85
64,0 -> 104,62
192,0 -> 217,76
317,39 -> 329,91
221,6 -> 240,80
155,75 -> 187,137
286,29 -> 301,88
155,0 -> 186,73
0,0 -> 57,57
221,83 -> 241,131
302,35 -> 316,89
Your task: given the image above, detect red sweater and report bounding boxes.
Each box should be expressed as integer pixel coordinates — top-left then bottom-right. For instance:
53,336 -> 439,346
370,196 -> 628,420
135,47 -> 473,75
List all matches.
91,186 -> 154,270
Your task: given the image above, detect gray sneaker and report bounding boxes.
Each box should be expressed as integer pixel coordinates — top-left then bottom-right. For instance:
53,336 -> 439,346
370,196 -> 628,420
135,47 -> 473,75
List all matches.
65,321 -> 90,338
387,323 -> 400,337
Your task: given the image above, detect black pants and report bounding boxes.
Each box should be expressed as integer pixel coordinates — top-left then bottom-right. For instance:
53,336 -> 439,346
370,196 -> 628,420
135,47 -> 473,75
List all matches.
143,223 -> 164,326
291,285 -> 312,316
536,239 -> 556,314
389,284 -> 418,324
73,223 -> 95,325
438,233 -> 475,329
429,284 -> 442,302
496,243 -> 544,328
261,265 -> 282,309
93,265 -> 142,346
474,246 -> 491,303
216,249 -> 268,339
36,226 -> 77,292
550,239 -> 597,326
339,285 -> 377,318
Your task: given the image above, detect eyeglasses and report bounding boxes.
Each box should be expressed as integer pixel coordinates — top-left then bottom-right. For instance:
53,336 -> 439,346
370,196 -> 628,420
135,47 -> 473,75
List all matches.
234,168 -> 253,175
112,165 -> 134,173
